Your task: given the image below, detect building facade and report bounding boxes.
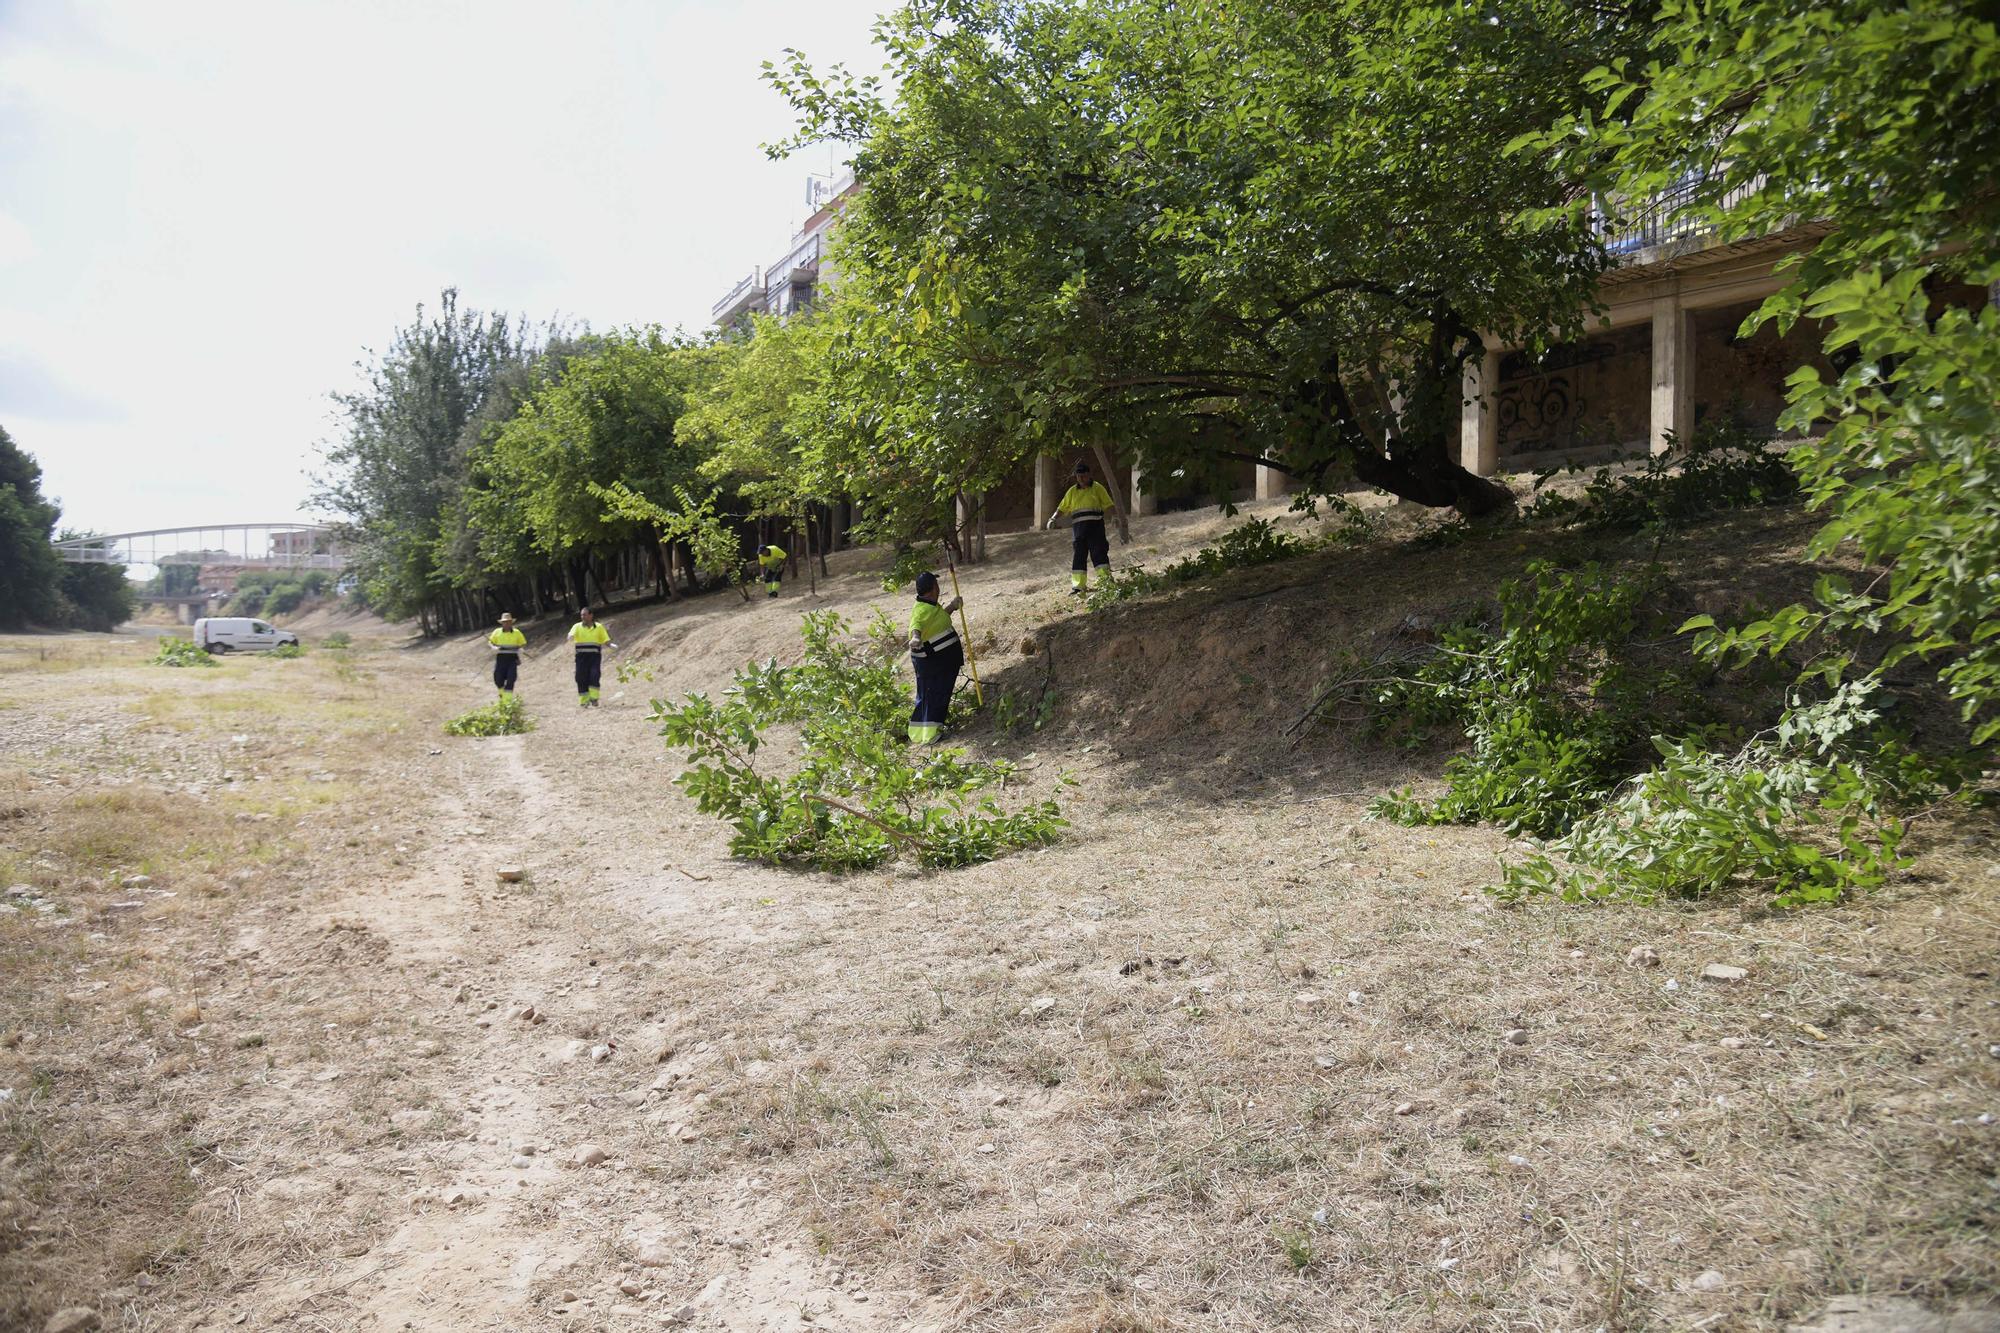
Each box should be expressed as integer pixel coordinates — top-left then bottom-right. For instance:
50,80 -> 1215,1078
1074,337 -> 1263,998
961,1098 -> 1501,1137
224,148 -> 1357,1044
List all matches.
710,169 -> 859,329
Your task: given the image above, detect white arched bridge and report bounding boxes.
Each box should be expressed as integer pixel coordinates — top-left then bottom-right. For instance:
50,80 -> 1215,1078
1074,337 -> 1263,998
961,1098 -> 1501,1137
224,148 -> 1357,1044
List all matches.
52,523 -> 349,571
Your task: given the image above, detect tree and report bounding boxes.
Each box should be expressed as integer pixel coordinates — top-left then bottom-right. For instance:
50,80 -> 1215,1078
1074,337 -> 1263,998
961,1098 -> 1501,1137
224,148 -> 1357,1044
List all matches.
479,328 -> 720,605
56,543 -> 135,632
769,0 -> 1650,517
313,290 -> 539,632
1536,0 -> 2000,739
0,424 -> 64,629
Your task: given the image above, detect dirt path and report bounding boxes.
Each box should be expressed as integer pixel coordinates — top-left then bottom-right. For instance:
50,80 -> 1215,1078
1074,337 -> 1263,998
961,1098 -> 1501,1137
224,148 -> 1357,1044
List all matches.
5,500 -> 1999,1332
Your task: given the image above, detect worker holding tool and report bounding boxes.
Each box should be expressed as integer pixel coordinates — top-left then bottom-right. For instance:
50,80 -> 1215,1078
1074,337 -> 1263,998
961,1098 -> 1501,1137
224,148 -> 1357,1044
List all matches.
906,571 -> 963,744
488,612 -> 527,697
757,543 -> 787,598
1044,459 -> 1118,596
567,606 -> 613,708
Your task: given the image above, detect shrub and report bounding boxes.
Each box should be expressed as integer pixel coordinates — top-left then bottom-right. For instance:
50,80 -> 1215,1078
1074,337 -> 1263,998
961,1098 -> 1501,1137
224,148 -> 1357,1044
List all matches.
151,637 -> 219,668
1498,681 -> 1911,906
444,693 -> 533,737
1367,562 -> 1704,837
322,631 -> 352,650
269,642 -> 306,659
651,610 -> 1066,869
1523,420 -> 1798,531
1087,517 -> 1311,608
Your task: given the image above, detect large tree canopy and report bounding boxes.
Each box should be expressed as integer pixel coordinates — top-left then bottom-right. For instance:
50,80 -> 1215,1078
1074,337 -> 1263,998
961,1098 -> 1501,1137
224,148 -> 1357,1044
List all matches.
771,0 -> 1651,516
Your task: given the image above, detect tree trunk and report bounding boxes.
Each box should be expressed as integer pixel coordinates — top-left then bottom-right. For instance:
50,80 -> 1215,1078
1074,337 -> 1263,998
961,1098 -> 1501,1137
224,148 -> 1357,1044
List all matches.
1088,442 -> 1132,544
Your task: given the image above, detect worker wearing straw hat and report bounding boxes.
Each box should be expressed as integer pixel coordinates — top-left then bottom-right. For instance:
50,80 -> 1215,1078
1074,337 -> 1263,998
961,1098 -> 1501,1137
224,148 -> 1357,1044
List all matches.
906,571 -> 964,744
488,613 -> 527,697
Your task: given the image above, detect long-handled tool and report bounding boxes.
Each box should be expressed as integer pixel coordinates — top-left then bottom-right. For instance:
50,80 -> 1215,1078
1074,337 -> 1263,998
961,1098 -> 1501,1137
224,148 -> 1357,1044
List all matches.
942,542 -> 984,706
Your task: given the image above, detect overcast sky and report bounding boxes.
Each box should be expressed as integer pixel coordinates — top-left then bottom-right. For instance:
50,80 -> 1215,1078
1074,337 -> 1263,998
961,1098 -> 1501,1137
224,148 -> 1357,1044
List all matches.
0,0 -> 888,536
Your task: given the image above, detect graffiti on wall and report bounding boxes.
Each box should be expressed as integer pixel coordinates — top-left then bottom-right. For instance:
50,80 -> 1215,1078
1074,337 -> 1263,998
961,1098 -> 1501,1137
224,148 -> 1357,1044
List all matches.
1495,327 -> 1649,457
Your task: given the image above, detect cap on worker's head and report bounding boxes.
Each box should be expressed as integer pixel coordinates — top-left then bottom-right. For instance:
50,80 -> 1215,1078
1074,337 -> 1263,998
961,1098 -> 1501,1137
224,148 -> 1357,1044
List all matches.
1073,460 -> 1092,474
914,571 -> 940,596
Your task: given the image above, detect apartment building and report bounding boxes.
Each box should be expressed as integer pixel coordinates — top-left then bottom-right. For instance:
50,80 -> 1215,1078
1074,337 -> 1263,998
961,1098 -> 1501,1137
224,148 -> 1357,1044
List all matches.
710,168 -> 859,329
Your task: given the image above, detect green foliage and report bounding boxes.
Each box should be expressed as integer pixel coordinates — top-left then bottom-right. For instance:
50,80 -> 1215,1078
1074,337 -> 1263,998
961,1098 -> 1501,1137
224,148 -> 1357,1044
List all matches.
1523,422 -> 1799,532
651,610 -> 1066,870
615,659 -> 655,685
1369,563 -> 1702,837
1499,682 -> 1911,906
593,482 -> 745,593
992,685 -> 1057,736
444,693 -> 533,737
151,637 -> 219,668
772,1 -> 1646,517
1530,0 -> 2000,743
226,570 -> 332,618
322,631 -> 353,650
0,429 -> 133,631
1086,518 -> 1311,608
268,642 -> 306,659
55,556 -> 134,632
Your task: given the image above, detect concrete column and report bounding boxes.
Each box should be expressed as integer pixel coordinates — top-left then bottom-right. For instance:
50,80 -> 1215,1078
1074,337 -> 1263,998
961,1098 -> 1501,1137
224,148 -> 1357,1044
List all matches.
1130,465 -> 1159,516
1032,455 -> 1061,522
1650,296 -> 1695,455
1255,459 -> 1290,501
1459,337 -> 1501,477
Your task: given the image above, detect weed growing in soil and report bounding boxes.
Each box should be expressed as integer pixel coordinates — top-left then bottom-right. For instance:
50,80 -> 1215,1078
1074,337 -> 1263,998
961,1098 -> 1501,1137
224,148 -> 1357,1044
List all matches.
1087,518 -> 1311,608
652,610 -> 1066,869
443,693 -> 532,737
150,637 -> 218,668
322,631 -> 353,650
269,642 -> 306,659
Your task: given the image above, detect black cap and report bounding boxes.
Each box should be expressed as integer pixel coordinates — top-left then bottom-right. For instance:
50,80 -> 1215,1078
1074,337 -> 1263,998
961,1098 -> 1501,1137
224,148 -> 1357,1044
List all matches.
914,571 -> 940,595
1073,460 -> 1092,474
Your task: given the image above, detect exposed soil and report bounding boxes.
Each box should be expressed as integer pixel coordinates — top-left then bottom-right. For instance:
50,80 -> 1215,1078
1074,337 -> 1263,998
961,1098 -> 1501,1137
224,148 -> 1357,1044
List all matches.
2,493 -> 1996,1333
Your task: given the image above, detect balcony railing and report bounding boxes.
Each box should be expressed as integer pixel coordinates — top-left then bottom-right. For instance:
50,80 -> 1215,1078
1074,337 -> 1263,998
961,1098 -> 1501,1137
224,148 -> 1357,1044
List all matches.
711,269 -> 766,322
1592,172 -> 1765,258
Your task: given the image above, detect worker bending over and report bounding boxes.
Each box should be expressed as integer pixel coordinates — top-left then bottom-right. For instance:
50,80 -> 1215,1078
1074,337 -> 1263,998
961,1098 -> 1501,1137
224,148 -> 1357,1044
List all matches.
757,544 -> 786,598
906,571 -> 963,744
567,606 -> 613,707
489,612 -> 526,697
1045,459 -> 1118,596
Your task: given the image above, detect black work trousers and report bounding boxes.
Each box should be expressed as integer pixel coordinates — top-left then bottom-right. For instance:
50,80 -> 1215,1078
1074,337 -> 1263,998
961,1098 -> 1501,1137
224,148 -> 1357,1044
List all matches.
1071,517 -> 1110,571
574,650 -> 601,696
493,654 -> 519,692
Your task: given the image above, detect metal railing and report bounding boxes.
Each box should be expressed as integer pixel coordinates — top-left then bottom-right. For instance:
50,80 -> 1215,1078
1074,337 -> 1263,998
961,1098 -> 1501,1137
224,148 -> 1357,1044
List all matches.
52,524 -> 348,570
1592,172 -> 1765,258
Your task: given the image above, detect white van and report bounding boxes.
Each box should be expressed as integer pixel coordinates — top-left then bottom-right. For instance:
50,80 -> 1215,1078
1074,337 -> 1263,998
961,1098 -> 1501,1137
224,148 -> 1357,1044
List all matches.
193,617 -> 300,653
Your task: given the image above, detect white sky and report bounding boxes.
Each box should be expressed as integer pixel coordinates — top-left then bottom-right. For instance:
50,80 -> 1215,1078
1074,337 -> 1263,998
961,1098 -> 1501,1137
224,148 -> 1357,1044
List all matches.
0,0 -> 888,536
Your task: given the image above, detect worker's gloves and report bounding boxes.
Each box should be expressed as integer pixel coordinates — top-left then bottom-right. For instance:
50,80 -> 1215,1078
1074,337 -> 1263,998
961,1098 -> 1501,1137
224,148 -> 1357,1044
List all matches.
944,596 -> 963,614
1044,514 -> 1058,530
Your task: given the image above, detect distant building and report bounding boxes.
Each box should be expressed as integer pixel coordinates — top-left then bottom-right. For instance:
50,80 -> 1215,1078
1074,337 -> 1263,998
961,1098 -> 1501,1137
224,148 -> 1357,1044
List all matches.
711,168 -> 859,329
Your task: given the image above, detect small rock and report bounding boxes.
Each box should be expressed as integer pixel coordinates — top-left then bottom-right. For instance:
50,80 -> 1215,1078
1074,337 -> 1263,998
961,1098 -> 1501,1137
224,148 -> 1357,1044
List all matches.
1701,964 -> 1748,984
1506,1154 -> 1530,1168
44,1311 -> 100,1333
1690,1268 -> 1726,1292
443,1188 -> 470,1206
665,1305 -> 697,1326
618,1278 -> 643,1296
414,1040 -> 444,1059
495,866 -> 525,883
1021,996 -> 1056,1019
1720,1037 -> 1749,1050
510,1154 -> 533,1169
590,1044 -> 612,1063
1503,1028 -> 1529,1046
1664,978 -> 1681,992
976,1142 -> 995,1154
989,1093 -> 1010,1106
1295,992 -> 1323,1009
1626,945 -> 1661,968
1346,990 -> 1365,1006
122,875 -> 152,890
1393,1101 -> 1416,1116
559,1288 -> 579,1303
576,1143 -> 609,1167
1313,1055 -> 1337,1071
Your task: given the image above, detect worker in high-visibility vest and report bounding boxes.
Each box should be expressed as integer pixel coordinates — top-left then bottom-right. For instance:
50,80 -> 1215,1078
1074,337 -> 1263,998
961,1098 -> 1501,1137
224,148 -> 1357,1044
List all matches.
757,544 -> 786,598
906,571 -> 964,744
1044,459 -> 1118,595
488,612 -> 527,697
567,607 -> 613,707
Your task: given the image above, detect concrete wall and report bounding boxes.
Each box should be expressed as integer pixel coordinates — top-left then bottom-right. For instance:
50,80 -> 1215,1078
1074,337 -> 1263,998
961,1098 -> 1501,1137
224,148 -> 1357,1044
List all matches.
1496,324 -> 1651,464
